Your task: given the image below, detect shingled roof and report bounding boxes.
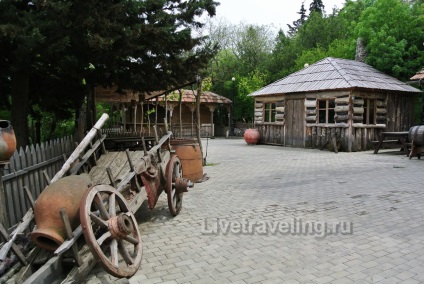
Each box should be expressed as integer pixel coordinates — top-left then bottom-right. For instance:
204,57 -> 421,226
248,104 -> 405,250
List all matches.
249,57 -> 421,97
158,90 -> 232,104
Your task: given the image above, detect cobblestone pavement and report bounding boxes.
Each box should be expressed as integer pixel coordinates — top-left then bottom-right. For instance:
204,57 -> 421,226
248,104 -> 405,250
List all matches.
85,138 -> 424,284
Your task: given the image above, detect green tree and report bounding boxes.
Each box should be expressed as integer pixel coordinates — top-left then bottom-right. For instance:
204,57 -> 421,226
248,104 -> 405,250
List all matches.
355,0 -> 424,79
235,70 -> 268,123
309,0 -> 325,14
0,0 -> 219,147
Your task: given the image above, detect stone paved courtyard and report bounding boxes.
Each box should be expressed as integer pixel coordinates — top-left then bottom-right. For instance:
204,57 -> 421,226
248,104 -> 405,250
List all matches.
85,138 -> 424,284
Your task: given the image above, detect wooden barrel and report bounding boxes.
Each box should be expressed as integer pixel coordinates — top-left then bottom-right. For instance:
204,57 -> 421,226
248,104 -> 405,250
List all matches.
408,125 -> 424,146
170,139 -> 203,182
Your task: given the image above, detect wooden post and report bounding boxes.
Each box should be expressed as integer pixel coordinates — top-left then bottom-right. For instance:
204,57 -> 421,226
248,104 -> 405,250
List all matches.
208,105 -> 216,138
189,104 -> 196,138
178,89 -> 183,138
348,92 -> 353,152
133,100 -> 137,134
140,102 -> 144,135
194,79 -> 204,163
0,165 -> 9,228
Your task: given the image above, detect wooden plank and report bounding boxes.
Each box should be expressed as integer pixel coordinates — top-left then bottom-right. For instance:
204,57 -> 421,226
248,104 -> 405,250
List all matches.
357,128 -> 362,151
305,91 -> 349,99
115,151 -> 144,182
59,245 -> 98,283
19,148 -> 30,212
0,167 -> 9,229
89,152 -> 120,185
1,155 -> 67,182
12,151 -> 23,225
0,222 -> 27,265
108,152 -> 130,180
35,143 -> 47,192
22,254 -> 64,284
28,145 -> 40,200
96,151 -> 119,169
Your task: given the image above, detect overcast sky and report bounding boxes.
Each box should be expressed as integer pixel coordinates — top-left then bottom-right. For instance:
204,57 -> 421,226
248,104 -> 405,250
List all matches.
214,0 -> 347,32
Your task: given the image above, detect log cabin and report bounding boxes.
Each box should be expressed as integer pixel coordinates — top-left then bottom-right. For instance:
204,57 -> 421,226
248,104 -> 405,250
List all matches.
249,57 -> 422,151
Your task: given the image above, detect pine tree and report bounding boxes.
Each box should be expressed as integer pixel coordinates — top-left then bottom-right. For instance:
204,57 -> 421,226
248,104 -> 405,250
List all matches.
309,0 -> 325,14
287,2 -> 307,37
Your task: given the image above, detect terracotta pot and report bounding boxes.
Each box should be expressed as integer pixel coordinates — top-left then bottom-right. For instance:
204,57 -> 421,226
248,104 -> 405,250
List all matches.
0,120 -> 16,162
244,128 -> 260,145
31,174 -> 92,252
170,138 -> 203,182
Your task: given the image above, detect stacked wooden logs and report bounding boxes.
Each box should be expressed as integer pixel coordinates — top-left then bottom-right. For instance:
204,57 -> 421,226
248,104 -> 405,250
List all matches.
275,100 -> 285,123
376,99 -> 387,124
305,99 -> 317,123
254,101 -> 263,123
352,97 -> 364,123
335,96 -> 350,123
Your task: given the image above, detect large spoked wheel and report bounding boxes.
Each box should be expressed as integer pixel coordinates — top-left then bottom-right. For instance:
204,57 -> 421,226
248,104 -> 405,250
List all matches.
80,185 -> 142,278
166,155 -> 184,216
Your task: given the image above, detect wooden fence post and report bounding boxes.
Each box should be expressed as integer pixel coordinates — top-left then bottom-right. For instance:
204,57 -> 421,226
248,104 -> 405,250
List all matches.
0,165 -> 9,228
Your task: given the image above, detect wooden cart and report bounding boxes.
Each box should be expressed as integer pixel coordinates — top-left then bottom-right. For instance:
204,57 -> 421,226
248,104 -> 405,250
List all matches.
24,113 -> 192,282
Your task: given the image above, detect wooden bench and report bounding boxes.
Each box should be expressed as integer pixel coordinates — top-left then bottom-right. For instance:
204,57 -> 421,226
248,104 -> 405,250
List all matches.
373,132 -> 409,154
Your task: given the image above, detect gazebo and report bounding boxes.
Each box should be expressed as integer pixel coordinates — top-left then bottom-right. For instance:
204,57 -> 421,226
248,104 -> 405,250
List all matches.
94,87 -> 231,137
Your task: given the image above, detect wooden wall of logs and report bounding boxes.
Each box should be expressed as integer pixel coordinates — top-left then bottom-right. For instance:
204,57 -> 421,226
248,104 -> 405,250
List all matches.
305,99 -> 316,123
335,96 -> 349,123
275,100 -> 285,123
253,91 -> 414,151
254,101 -> 263,124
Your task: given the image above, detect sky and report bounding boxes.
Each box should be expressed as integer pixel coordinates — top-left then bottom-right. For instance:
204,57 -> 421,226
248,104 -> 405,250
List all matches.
214,0 -> 347,32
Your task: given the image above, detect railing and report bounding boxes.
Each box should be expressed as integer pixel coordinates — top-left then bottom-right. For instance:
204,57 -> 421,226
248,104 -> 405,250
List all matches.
104,123 -> 215,138
0,136 -> 75,229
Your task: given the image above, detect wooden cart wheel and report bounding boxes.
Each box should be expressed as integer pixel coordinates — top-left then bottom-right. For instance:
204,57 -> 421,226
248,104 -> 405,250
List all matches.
166,155 -> 184,216
80,184 -> 142,278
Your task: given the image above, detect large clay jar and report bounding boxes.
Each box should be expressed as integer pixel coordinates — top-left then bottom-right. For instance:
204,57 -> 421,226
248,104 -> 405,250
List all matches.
0,120 -> 16,162
244,128 -> 260,145
170,138 -> 203,182
31,174 -> 93,252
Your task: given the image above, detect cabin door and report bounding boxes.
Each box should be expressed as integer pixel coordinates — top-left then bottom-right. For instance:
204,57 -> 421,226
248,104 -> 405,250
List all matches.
285,99 -> 305,147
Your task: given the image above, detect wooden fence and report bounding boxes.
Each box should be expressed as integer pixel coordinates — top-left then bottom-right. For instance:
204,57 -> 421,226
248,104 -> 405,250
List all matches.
0,136 -> 75,229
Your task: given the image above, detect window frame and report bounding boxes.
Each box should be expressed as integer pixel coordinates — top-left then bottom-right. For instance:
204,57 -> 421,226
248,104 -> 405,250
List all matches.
316,99 -> 335,124
263,102 -> 277,123
363,99 -> 377,125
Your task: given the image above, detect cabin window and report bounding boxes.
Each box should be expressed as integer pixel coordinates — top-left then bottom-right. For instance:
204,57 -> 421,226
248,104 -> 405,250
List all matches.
264,103 -> 276,122
317,99 -> 335,124
363,99 -> 376,124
